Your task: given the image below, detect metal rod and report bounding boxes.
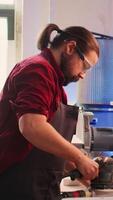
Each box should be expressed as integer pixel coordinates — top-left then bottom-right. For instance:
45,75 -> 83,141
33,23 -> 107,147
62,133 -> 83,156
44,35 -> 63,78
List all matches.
92,32 -> 113,39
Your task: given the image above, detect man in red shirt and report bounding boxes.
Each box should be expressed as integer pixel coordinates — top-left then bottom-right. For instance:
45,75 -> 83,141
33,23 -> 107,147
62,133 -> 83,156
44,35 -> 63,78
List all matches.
0,23 -> 99,199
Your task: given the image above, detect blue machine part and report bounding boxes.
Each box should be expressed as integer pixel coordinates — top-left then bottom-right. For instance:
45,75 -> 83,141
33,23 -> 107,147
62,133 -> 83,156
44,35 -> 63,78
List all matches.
81,104 -> 113,127
100,151 -> 113,157
90,111 -> 113,127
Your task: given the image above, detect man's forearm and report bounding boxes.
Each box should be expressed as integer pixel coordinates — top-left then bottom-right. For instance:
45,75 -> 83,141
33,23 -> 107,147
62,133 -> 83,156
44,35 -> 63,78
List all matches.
19,113 -> 99,180
19,113 -> 84,164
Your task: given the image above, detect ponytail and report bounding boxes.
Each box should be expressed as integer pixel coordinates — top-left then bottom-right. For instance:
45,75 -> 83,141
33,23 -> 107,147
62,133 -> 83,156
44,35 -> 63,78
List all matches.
37,23 -> 99,57
37,23 -> 61,50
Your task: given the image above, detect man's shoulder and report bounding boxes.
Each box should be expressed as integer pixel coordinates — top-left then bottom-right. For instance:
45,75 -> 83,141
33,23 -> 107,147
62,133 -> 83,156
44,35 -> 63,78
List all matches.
10,53 -> 54,78
21,53 -> 51,67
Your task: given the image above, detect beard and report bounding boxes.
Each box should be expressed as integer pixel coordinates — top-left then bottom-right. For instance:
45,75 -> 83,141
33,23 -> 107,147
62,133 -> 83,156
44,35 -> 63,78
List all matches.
60,52 -> 80,86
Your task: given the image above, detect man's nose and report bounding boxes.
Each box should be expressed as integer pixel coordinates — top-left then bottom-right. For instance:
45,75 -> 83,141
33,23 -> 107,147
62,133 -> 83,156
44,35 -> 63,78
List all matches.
79,72 -> 86,79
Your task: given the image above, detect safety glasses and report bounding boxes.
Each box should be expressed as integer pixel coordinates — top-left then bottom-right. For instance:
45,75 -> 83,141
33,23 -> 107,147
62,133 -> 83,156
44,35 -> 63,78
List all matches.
76,46 -> 93,71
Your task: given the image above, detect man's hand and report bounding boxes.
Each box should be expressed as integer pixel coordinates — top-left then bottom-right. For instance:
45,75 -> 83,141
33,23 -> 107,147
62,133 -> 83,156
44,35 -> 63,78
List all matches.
64,161 -> 77,174
75,154 -> 99,180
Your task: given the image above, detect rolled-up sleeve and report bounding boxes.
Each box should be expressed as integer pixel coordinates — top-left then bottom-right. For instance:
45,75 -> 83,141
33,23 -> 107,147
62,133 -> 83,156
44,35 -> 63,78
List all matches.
10,63 -> 56,119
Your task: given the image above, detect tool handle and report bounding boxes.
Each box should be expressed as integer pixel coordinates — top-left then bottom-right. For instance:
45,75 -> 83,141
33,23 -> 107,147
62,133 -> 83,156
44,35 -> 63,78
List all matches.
64,169 -> 83,180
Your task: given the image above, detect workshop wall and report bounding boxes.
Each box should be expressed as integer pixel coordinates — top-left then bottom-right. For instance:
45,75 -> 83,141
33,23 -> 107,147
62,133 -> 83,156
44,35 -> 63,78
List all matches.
22,0 -> 113,56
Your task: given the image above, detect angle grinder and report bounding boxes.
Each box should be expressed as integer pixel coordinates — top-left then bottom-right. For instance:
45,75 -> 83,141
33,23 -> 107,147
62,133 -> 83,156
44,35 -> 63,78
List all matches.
64,156 -> 113,189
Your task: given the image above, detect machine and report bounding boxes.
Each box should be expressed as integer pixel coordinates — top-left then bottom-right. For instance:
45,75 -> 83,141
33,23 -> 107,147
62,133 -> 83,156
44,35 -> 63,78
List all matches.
61,108 -> 113,198
72,107 -> 113,153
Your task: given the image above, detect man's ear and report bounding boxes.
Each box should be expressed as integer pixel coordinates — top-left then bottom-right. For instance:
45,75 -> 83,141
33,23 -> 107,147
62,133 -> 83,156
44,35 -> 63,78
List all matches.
65,41 -> 77,55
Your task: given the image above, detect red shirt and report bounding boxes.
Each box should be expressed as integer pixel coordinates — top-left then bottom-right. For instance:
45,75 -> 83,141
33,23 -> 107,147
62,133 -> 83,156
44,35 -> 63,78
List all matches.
0,48 -> 67,173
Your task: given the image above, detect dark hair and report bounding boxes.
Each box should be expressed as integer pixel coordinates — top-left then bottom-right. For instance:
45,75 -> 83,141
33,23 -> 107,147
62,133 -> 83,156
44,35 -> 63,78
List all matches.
37,23 -> 99,56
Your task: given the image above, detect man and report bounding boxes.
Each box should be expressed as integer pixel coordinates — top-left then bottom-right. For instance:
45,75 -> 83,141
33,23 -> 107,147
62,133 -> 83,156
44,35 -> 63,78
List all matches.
0,23 -> 99,199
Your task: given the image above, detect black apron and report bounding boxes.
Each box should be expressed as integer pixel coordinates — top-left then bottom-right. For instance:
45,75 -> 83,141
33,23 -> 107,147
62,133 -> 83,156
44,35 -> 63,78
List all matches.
0,103 -> 78,200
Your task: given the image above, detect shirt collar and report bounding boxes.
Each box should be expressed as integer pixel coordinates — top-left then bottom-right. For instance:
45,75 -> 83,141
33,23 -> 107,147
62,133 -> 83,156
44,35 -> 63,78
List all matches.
41,48 -> 65,85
